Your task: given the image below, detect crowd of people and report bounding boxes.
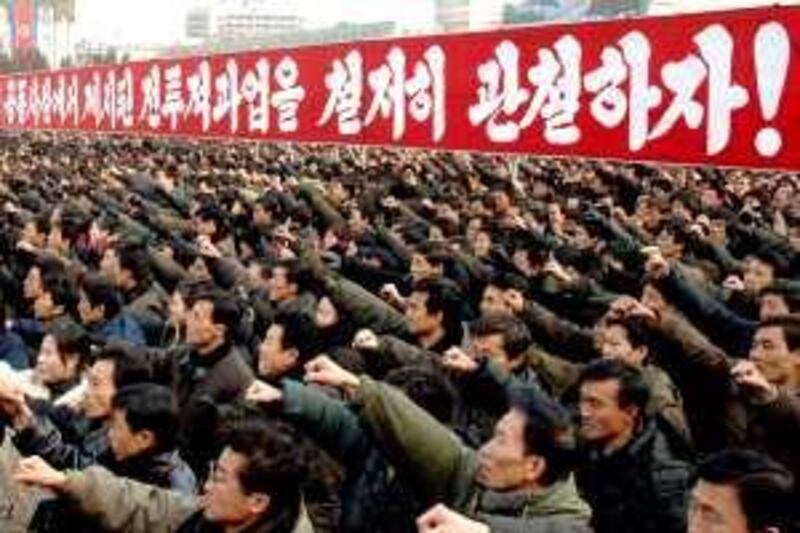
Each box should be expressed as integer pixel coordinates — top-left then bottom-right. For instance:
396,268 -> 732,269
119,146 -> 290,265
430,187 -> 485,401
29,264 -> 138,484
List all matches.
0,130 -> 796,533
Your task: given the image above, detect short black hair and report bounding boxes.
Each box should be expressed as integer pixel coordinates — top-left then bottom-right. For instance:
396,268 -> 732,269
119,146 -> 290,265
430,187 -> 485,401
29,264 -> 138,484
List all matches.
412,277 -> 464,340
272,310 -> 318,360
603,316 -> 654,352
273,259 -> 313,293
486,270 -> 529,293
579,359 -> 651,415
223,418 -> 302,526
414,242 -> 450,269
40,270 -> 77,313
469,313 -> 532,359
95,341 -> 154,389
195,203 -> 230,240
34,255 -> 68,280
47,319 -> 90,367
757,315 -> 800,352
116,241 -> 153,286
189,288 -> 242,343
509,386 -> 577,485
385,365 -> 457,425
695,450 -> 795,531
82,273 -> 122,318
112,383 -> 179,453
747,249 -> 787,279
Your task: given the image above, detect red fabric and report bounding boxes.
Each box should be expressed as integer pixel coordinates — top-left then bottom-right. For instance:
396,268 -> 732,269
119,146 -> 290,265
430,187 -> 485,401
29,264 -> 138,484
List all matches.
14,0 -> 35,50
1,5 -> 799,170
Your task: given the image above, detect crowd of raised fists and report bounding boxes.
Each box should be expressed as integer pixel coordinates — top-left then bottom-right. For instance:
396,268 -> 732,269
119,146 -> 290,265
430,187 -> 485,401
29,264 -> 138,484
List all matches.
0,130 -> 797,533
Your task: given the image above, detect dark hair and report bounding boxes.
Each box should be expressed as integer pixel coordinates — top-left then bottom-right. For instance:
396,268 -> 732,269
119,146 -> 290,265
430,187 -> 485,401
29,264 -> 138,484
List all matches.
59,208 -> 91,243
272,310 -> 318,360
81,273 -> 122,319
469,313 -> 532,359
35,255 -> 68,279
116,241 -> 153,287
414,242 -> 450,269
112,384 -> 179,453
95,341 -> 154,389
385,365 -> 457,425
47,319 -> 90,367
223,418 -> 302,527
487,270 -> 529,294
509,387 -> 577,485
695,450 -> 795,531
746,249 -> 786,279
757,315 -> 800,352
273,259 -> 313,293
40,270 -> 77,314
412,277 -> 464,342
189,288 -> 242,343
603,316 -> 653,352
29,213 -> 51,236
579,359 -> 651,415
195,203 -> 230,241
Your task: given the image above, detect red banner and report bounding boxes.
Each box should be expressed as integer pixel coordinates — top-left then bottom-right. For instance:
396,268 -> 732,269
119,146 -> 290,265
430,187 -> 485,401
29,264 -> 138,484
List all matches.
1,6 -> 799,170
13,0 -> 35,50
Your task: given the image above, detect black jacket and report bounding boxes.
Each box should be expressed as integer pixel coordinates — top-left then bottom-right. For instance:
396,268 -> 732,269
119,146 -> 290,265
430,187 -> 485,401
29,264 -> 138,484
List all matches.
172,342 -> 255,477
113,449 -> 197,494
576,420 -> 692,533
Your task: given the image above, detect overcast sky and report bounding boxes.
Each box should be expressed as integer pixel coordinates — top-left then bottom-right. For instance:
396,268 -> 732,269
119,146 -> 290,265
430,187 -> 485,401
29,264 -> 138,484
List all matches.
73,0 -> 437,46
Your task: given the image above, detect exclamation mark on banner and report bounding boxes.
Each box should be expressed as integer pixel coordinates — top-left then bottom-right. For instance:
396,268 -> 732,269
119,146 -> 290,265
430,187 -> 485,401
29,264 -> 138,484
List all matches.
754,22 -> 790,157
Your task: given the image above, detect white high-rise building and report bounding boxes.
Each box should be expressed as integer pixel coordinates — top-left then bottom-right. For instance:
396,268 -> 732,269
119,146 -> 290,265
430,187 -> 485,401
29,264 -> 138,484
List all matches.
435,0 -> 503,32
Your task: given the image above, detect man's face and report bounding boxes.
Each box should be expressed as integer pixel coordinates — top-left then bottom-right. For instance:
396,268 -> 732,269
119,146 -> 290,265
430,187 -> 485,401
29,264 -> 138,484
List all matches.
21,221 -> 45,248
258,324 -> 296,379
315,296 -> 339,329
547,203 -> 564,229
202,448 -> 268,525
108,409 -> 152,462
405,291 -> 440,337
100,249 -> 120,282
470,333 -> 509,367
688,481 -> 749,533
635,198 -> 660,230
78,292 -> 104,325
83,360 -> 115,419
268,266 -> 296,303
194,217 -> 217,238
749,326 -> 795,385
480,285 -> 511,316
410,254 -> 439,282
35,334 -> 77,385
579,379 -> 636,446
185,300 -> 223,350
744,258 -> 774,295
252,205 -> 271,227
596,325 -> 646,367
23,266 -> 43,301
33,291 -> 59,321
473,232 -> 491,258
491,191 -> 511,215
476,409 -> 534,491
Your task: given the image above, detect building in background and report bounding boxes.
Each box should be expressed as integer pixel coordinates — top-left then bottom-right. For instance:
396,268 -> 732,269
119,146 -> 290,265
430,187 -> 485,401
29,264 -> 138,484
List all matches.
184,0 -> 304,45
503,0 -> 650,24
435,0 -> 504,32
214,0 -> 303,41
185,5 -> 212,41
